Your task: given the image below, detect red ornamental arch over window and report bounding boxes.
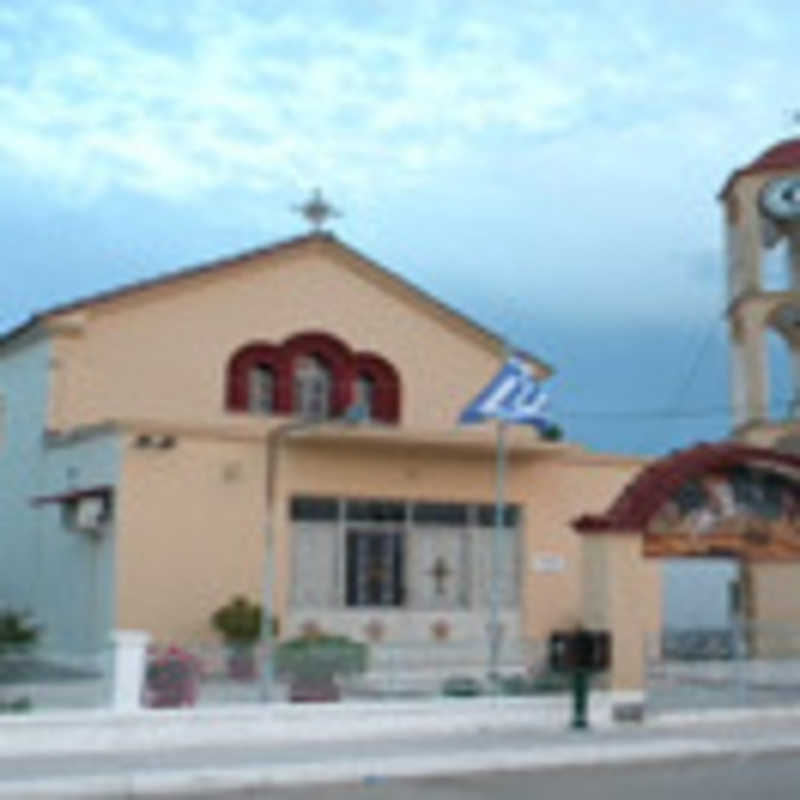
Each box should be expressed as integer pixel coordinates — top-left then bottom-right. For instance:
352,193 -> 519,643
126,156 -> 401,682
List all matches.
225,332 -> 400,423
353,352 -> 400,423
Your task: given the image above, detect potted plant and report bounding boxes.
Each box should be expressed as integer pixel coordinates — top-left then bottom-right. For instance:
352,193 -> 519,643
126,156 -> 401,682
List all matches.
144,645 -> 200,708
211,596 -> 263,680
275,629 -> 367,702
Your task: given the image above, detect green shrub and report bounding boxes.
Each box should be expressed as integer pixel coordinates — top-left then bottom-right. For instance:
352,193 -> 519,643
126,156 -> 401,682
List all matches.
0,610 -> 39,713
0,610 -> 39,653
275,633 -> 367,681
0,697 -> 32,714
211,596 -> 263,644
441,675 -> 482,697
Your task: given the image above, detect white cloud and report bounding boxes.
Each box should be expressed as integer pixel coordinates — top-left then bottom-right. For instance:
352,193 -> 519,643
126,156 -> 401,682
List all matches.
0,0 -> 792,204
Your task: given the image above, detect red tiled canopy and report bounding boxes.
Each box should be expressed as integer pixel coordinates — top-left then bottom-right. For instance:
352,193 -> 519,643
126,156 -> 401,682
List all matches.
572,442 -> 800,534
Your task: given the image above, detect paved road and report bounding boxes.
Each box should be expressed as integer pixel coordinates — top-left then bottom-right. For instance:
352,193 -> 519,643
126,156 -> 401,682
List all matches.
147,752 -> 800,800
0,722 -> 777,782
3,718 -> 800,797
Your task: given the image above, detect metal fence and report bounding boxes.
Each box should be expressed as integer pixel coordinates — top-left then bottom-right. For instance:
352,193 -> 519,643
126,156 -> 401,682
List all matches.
0,636 -> 576,712
141,638 -> 568,708
647,623 -> 800,714
0,646 -> 113,713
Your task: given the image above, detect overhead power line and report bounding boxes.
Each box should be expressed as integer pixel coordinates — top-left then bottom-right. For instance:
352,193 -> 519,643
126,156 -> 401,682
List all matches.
630,306 -> 727,450
558,397 -> 797,422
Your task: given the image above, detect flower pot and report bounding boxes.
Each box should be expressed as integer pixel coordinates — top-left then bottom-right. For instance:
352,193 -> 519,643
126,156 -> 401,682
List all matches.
289,674 -> 340,703
226,644 -> 257,681
144,649 -> 199,708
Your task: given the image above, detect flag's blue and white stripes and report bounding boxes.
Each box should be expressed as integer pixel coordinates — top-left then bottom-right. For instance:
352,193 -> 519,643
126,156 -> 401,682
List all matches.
459,355 -> 552,431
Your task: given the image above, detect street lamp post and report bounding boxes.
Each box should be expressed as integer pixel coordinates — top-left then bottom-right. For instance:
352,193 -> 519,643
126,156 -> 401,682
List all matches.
488,419 -> 507,686
259,408 -> 365,703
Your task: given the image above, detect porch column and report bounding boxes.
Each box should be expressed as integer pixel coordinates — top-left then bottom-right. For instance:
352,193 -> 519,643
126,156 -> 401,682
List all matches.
581,532 -> 647,694
111,629 -> 150,711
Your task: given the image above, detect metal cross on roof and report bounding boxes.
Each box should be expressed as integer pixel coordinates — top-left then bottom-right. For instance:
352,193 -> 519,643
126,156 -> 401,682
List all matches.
293,188 -> 342,231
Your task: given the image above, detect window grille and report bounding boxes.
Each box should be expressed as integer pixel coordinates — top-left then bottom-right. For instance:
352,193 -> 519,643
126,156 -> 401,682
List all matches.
248,365 -> 275,413
345,530 -> 405,607
294,355 -> 332,419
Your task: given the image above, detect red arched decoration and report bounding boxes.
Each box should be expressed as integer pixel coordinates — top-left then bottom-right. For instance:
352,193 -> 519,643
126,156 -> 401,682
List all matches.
354,353 -> 401,423
281,331 -> 355,416
225,331 -> 401,423
225,342 -> 289,412
572,442 -> 800,534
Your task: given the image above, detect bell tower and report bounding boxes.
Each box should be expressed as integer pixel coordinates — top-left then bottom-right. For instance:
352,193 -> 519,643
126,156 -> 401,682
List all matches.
721,139 -> 800,445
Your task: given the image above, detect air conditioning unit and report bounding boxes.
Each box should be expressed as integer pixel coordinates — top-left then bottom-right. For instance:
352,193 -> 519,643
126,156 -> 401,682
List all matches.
74,497 -> 105,533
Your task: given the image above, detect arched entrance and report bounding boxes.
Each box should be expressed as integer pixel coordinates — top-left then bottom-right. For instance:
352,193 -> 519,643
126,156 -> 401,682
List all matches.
573,442 -> 800,712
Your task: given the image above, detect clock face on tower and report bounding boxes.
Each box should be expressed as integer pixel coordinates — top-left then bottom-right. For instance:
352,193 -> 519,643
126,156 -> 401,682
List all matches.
760,175 -> 800,221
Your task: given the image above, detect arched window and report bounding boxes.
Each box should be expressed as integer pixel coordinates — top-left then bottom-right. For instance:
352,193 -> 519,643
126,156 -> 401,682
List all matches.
353,353 -> 401,423
225,343 -> 288,413
353,373 -> 376,419
294,355 -> 333,420
226,333 -> 401,423
248,365 -> 275,414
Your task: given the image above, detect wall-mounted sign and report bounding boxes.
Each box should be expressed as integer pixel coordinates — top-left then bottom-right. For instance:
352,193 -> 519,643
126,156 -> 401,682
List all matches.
532,554 -> 566,573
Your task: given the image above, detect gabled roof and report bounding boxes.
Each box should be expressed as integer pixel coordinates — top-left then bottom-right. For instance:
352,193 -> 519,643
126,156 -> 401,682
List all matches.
0,232 -> 552,375
719,138 -> 800,199
573,442 -> 800,533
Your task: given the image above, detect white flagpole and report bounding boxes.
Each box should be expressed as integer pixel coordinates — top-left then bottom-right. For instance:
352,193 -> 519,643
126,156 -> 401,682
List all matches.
489,417 -> 506,685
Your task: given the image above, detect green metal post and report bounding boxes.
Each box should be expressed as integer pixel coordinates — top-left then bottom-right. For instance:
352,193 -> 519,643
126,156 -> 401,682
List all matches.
571,669 -> 590,730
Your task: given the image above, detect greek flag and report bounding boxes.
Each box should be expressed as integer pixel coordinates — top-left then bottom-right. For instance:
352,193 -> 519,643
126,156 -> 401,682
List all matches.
460,355 -> 552,431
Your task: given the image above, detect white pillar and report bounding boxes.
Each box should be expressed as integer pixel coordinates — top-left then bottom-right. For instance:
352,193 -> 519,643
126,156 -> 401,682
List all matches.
111,630 -> 150,712
740,318 -> 768,424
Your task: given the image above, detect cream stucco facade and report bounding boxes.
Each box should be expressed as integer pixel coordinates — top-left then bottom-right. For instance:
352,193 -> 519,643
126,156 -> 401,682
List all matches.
0,233 -> 656,691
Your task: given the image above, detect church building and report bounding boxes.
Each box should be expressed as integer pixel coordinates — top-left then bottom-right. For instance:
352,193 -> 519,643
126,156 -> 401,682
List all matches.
6,139 -> 800,696
0,228 -> 647,666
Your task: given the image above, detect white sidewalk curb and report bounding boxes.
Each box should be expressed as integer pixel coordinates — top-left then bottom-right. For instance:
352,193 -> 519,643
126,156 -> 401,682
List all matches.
648,706 -> 800,728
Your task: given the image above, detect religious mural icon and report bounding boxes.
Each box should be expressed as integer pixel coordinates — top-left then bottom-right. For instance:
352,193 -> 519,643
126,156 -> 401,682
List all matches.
575,444 -> 800,563
646,464 -> 800,559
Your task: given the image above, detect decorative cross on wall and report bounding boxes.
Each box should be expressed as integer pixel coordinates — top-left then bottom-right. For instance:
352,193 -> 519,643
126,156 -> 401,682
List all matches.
428,556 -> 453,596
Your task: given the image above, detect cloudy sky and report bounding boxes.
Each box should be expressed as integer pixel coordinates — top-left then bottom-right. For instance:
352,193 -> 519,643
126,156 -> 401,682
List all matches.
0,0 -> 798,455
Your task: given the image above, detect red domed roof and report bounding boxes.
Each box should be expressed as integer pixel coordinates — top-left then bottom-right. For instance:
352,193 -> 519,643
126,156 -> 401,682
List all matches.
749,139 -> 800,170
720,138 -> 800,198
